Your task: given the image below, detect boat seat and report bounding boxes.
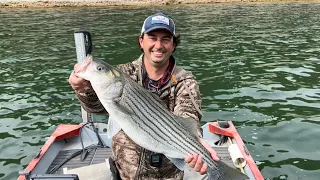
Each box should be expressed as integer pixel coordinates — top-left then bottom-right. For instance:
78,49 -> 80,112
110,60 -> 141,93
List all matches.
64,160 -> 111,180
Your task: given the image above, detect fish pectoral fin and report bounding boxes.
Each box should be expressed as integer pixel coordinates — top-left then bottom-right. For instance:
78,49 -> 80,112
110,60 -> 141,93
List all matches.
106,101 -> 136,139
107,115 -> 122,138
168,158 -> 186,171
176,116 -> 199,137
110,101 -> 134,117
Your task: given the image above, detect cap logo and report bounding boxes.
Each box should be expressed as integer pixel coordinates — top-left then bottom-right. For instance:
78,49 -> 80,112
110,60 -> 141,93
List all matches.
151,15 -> 169,25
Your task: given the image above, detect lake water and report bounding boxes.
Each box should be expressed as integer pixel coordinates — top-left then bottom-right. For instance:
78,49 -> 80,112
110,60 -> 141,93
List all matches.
0,2 -> 320,180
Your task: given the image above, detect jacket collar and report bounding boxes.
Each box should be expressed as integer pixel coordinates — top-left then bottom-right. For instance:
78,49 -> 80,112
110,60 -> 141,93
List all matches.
132,54 -> 193,87
133,54 -> 176,85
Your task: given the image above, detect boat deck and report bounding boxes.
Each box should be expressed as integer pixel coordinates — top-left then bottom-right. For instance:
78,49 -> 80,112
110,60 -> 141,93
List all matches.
48,146 -> 235,174
48,147 -> 112,174
18,123 -> 262,180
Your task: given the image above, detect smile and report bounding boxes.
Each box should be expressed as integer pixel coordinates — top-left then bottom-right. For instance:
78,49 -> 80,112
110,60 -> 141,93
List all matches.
152,51 -> 164,55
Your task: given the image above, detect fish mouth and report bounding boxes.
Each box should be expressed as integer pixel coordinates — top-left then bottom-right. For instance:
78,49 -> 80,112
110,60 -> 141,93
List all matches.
75,55 -> 93,74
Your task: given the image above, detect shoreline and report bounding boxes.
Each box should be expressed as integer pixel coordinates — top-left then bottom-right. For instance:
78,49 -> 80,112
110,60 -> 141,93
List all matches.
0,0 -> 319,8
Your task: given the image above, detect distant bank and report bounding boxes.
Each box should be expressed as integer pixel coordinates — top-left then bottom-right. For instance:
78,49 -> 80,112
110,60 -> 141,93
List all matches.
1,0 -> 319,8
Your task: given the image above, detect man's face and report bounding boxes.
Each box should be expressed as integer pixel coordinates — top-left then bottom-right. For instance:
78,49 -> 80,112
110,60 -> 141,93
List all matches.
139,29 -> 176,67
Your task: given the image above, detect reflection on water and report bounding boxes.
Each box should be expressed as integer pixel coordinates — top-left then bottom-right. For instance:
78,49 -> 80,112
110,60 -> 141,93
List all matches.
1,3 -> 320,180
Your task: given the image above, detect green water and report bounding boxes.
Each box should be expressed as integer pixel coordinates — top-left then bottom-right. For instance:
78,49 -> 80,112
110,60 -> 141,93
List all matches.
1,2 -> 320,180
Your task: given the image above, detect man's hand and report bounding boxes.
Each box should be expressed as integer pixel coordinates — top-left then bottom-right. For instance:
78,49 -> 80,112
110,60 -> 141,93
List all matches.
68,63 -> 93,93
184,138 -> 219,175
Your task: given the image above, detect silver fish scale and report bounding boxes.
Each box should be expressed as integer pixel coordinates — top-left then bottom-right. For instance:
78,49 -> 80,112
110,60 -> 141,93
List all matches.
120,76 -> 219,169
122,84 -> 187,155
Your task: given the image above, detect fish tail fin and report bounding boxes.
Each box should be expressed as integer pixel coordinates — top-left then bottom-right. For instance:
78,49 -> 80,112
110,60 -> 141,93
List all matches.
207,161 -> 248,180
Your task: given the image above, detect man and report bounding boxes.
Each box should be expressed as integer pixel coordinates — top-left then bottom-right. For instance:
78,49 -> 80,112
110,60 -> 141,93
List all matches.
69,13 -> 219,180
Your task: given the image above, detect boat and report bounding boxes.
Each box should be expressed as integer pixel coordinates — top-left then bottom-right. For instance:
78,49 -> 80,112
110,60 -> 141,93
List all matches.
17,119 -> 264,180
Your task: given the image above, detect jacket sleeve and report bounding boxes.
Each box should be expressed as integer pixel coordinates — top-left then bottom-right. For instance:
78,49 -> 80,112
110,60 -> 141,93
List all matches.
76,92 -> 107,114
173,77 -> 203,137
173,77 -> 202,122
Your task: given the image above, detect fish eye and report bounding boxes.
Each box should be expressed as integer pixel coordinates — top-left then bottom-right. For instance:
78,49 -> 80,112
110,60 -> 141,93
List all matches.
97,66 -> 104,71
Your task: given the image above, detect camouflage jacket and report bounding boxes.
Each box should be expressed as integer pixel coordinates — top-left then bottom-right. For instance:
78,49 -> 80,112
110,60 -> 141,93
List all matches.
76,54 -> 202,180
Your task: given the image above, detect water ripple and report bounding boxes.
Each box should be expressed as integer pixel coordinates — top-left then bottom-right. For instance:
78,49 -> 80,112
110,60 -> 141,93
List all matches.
1,3 -> 320,180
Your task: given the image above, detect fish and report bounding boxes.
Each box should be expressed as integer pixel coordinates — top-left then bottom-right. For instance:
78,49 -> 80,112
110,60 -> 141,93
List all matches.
75,55 -> 248,180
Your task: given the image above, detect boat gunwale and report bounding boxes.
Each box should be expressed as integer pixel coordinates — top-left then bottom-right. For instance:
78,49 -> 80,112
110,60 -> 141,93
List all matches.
17,124 -> 82,180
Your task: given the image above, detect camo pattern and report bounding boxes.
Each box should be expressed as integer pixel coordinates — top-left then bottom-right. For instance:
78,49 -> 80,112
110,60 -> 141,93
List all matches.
76,54 -> 202,180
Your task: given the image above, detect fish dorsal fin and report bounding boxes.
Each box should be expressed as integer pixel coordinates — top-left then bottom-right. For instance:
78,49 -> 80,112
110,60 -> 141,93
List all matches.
107,115 -> 122,139
176,116 -> 199,136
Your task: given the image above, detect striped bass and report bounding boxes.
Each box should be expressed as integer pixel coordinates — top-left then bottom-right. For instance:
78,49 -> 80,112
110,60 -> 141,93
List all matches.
75,55 -> 248,180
